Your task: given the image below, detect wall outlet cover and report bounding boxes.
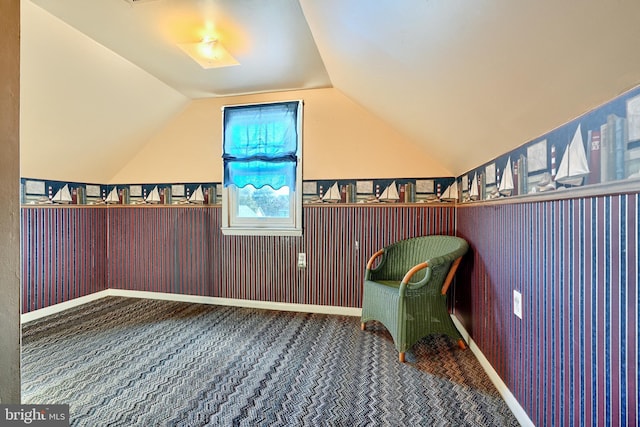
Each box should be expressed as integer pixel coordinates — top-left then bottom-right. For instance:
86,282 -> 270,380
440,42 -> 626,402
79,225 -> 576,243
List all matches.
513,290 -> 522,319
297,252 -> 306,268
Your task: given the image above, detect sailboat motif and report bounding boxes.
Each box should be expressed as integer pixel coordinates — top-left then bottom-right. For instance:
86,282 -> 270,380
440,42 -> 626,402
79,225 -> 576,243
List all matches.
52,184 -> 72,204
555,124 -> 590,186
469,173 -> 479,200
498,157 -> 514,196
105,187 -> 120,204
379,181 -> 400,202
188,185 -> 205,204
322,182 -> 341,202
146,186 -> 161,204
440,181 -> 459,202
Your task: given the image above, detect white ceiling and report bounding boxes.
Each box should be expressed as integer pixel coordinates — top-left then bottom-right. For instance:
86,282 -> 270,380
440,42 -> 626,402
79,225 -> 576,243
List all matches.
28,0 -> 331,98
21,0 -> 640,178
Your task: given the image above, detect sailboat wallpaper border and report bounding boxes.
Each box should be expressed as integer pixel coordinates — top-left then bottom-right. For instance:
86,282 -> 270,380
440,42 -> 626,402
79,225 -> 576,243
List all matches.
459,85 -> 640,202
302,177 -> 455,204
20,180 -> 221,206
20,177 -> 457,206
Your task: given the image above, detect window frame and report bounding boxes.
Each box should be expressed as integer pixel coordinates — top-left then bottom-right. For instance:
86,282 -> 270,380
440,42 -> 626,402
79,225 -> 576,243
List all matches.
220,100 -> 303,237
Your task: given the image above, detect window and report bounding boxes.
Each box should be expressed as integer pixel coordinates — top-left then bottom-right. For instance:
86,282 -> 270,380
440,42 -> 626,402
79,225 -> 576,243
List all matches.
221,100 -> 303,236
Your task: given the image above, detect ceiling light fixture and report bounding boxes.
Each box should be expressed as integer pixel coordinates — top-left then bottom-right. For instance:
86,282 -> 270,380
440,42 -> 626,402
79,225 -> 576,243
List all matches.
178,36 -> 239,69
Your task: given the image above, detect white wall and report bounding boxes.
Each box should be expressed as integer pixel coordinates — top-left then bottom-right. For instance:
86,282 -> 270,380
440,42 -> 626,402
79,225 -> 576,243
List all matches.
111,87 -> 451,184
20,0 -> 189,183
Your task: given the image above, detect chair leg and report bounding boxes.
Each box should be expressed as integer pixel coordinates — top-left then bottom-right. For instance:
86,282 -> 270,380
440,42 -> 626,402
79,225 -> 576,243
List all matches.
457,339 -> 466,350
360,322 -> 366,331
399,352 -> 405,363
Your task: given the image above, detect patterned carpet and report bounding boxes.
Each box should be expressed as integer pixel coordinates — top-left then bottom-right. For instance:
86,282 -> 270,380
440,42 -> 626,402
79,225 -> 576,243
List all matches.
22,297 -> 519,426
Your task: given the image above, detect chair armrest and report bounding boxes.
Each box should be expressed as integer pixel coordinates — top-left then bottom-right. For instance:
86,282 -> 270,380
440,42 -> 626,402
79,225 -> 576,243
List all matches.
366,249 -> 385,270
440,256 -> 462,295
401,262 -> 430,285
365,249 -> 385,280
398,262 -> 432,294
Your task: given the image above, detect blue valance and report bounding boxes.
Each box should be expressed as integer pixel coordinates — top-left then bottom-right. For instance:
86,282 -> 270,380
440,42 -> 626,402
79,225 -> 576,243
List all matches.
223,101 -> 299,190
224,160 -> 297,190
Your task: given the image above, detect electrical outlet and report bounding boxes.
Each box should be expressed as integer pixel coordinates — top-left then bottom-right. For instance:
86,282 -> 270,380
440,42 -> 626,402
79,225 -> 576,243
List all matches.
513,290 -> 522,319
355,240 -> 359,251
297,252 -> 306,268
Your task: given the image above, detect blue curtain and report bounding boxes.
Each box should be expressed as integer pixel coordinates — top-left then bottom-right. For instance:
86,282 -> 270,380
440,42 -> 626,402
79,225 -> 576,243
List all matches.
223,101 -> 299,190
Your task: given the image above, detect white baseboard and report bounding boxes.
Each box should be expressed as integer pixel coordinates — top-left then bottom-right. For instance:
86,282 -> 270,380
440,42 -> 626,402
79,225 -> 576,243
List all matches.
20,290 -> 111,324
106,289 -> 362,317
21,289 -> 362,324
451,315 -> 534,427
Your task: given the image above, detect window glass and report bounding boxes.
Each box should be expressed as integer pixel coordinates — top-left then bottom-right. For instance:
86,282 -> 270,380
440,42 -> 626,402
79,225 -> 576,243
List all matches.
236,185 -> 290,219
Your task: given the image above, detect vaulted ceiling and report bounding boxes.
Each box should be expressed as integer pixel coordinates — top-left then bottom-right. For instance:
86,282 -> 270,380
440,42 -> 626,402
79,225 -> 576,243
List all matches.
20,0 -> 640,181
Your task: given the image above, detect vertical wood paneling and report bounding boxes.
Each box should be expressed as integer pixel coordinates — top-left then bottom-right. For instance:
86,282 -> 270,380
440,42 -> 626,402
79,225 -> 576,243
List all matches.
21,207 -> 108,312
106,207 -> 220,297
23,204 -> 454,312
627,195 -> 638,427
456,193 -> 639,426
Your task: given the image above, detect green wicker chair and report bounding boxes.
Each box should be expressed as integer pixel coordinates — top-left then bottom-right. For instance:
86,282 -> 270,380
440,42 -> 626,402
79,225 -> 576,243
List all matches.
361,235 -> 469,362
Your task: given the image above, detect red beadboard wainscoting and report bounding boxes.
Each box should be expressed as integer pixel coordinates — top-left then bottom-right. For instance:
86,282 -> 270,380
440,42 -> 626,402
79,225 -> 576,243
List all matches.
21,207 -> 108,313
455,192 -> 638,427
21,204 -> 456,312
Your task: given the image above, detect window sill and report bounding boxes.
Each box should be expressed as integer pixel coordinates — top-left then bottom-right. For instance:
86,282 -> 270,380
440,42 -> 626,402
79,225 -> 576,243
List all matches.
220,227 -> 302,237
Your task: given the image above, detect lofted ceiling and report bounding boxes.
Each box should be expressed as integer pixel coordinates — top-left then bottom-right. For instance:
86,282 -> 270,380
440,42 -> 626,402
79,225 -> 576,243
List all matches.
20,0 -> 640,180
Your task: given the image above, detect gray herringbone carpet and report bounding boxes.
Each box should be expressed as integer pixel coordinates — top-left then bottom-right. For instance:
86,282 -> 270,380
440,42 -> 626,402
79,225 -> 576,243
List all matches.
22,297 -> 518,426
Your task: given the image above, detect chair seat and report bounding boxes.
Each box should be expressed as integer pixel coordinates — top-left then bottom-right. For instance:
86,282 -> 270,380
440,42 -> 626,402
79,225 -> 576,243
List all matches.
373,280 -> 401,288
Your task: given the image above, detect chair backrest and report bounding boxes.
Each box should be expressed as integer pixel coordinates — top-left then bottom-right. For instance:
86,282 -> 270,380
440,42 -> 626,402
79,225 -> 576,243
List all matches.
374,235 -> 468,286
